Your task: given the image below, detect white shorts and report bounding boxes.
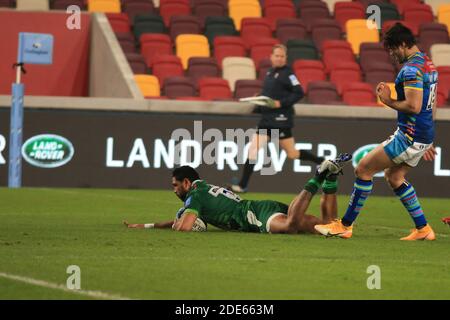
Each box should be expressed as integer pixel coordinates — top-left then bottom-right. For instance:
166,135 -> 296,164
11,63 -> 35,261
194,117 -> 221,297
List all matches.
382,129 -> 432,167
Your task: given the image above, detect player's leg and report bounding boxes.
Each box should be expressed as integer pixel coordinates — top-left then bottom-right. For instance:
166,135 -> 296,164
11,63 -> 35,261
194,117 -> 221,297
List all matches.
320,174 -> 339,223
279,135 -> 324,164
230,132 -> 269,193
386,164 -> 435,240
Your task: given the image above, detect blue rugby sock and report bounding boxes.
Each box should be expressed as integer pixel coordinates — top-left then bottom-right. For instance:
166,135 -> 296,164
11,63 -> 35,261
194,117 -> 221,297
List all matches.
342,178 -> 373,226
394,182 -> 427,228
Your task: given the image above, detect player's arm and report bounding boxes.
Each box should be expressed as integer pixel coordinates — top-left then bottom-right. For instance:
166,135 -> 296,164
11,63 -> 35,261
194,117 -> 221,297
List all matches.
172,211 -> 197,231
278,72 -> 304,108
377,83 -> 423,114
123,220 -> 175,229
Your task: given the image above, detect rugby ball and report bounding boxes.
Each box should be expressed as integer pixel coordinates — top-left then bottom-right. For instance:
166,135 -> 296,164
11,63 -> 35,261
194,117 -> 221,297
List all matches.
192,218 -> 207,232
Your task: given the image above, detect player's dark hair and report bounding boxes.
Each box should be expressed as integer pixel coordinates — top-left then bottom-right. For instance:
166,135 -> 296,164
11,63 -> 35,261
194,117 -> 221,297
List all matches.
172,166 -> 200,183
383,23 -> 416,50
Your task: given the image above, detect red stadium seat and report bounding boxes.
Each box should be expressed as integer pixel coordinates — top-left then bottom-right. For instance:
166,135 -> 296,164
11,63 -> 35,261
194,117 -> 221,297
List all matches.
234,79 -> 263,99
330,62 -> 362,95
437,66 -> 450,98
275,18 -> 307,44
213,36 -> 247,67
187,57 -> 220,83
163,76 -> 197,99
169,15 -> 201,40
334,2 -> 365,31
390,0 -> 421,15
363,62 -> 396,88
160,0 -> 191,26
198,77 -> 232,100
403,4 -> 434,36
418,23 -> 450,56
298,0 -> 330,32
307,81 -> 342,105
250,38 -> 280,71
115,32 -> 137,53
437,86 -> 449,108
342,82 -> 377,106
140,34 -> 173,68
192,0 -> 227,27
321,40 -> 355,73
310,19 -> 342,51
241,18 -> 273,49
106,13 -> 130,33
151,54 -> 184,85
125,53 -> 148,74
293,60 -> 326,93
264,1 -> 296,31
123,1 -> 156,23
359,42 -> 392,73
382,20 -> 418,37
258,58 -> 272,78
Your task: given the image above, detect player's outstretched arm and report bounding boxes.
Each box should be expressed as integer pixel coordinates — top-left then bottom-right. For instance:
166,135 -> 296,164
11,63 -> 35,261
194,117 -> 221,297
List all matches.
123,220 -> 175,229
172,212 -> 197,231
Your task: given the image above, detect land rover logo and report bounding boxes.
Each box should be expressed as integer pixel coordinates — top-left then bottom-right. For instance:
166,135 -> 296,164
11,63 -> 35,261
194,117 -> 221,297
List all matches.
21,134 -> 74,168
352,144 -> 383,177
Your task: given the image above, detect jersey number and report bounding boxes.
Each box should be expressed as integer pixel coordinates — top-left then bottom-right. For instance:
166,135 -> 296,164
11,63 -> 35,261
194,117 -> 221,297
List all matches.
426,83 -> 437,111
208,185 -> 242,203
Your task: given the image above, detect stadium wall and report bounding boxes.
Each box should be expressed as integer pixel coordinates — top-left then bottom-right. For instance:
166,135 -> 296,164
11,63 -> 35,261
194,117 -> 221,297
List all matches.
0,98 -> 449,197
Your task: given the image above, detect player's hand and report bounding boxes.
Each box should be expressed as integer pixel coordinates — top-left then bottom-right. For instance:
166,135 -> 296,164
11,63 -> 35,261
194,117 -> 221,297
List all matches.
123,220 -> 140,228
442,216 -> 450,226
376,82 -> 391,104
423,145 -> 437,161
274,100 -> 281,108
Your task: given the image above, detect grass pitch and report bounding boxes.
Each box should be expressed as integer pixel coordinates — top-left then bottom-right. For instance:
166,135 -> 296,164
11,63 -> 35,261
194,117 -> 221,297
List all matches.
0,187 -> 449,300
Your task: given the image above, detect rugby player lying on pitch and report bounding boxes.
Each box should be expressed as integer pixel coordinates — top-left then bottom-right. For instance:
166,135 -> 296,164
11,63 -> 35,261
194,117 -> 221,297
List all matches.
124,154 -> 352,234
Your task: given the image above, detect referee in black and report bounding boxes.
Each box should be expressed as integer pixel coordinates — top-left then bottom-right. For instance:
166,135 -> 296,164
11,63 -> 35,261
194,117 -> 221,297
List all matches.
230,44 -> 324,193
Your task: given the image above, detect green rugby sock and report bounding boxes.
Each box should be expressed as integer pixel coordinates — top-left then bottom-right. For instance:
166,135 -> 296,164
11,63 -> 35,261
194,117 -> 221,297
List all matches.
304,177 -> 323,195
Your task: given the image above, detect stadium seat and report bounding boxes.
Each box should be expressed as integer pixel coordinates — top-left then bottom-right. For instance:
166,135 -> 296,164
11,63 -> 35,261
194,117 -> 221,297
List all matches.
52,0 -> 86,10
160,0 -> 191,26
106,13 -> 130,33
229,0 -> 262,31
310,19 -> 342,51
333,2 -> 365,31
382,20 -> 418,37
258,58 -> 272,78
377,82 -> 396,107
151,54 -> 184,84
346,19 -> 379,54
437,86 -> 449,107
390,0 -> 420,15
437,66 -> 450,97
88,0 -> 120,13
16,0 -> 49,10
134,74 -> 160,97
222,57 -> 257,91
342,82 -> 377,106
323,0 -> 351,13
264,1 -> 296,31
234,79 -> 263,99
0,0 -> 16,7
330,62 -> 362,94
418,23 -> 450,56
363,62 -> 396,88
169,16 -> 201,40
204,16 -> 238,45
321,40 -> 355,73
240,18 -> 273,49
125,53 -> 148,74
431,44 -> 450,67
275,18 -> 307,45
403,4 -> 434,35
372,3 -> 400,27
198,77 -> 232,100
187,57 -> 220,83
140,33 -> 173,68
293,60 -> 326,93
176,34 -> 210,69
307,81 -> 342,105
123,1 -> 156,23
133,15 -> 166,39
359,42 -> 392,73
250,38 -> 280,70
116,32 -> 137,53
428,0 -> 449,16
298,0 -> 330,31
192,0 -> 227,26
438,4 -> 450,33
286,39 -> 319,65
213,36 -> 247,67
163,76 -> 197,98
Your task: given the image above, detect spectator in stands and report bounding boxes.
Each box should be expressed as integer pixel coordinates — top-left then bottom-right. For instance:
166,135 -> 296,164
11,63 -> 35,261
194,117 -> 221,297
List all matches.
229,44 -> 324,193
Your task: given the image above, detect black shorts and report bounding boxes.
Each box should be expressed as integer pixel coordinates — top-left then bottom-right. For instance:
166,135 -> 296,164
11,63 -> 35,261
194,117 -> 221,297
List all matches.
256,127 -> 293,140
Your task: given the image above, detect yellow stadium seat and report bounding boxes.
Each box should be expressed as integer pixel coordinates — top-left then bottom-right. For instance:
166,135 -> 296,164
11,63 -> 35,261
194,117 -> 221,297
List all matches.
377,82 -> 397,108
134,75 -> 160,97
176,34 -> 210,69
346,19 -> 379,55
229,0 -> 262,30
88,0 -> 121,13
430,43 -> 450,67
16,0 -> 49,11
222,57 -> 256,91
438,4 -> 450,33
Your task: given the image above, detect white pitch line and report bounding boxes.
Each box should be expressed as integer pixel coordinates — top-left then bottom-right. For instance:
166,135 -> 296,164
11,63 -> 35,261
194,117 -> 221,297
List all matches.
0,272 -> 132,300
